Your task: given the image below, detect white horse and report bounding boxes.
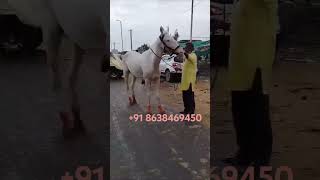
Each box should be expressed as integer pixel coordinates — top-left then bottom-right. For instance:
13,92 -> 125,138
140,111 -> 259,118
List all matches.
7,0 -> 108,138
121,26 -> 184,114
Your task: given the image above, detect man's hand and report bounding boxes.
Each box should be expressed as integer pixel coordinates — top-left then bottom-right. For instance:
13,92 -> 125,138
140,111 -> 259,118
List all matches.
184,52 -> 189,59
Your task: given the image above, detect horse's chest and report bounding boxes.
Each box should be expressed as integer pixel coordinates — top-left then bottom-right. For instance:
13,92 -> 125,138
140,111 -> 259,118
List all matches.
143,68 -> 160,79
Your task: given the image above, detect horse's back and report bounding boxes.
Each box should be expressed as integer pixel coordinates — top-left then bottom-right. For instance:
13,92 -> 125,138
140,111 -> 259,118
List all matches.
8,0 -> 107,50
50,0 -> 107,50
122,51 -> 144,77
8,0 -> 56,28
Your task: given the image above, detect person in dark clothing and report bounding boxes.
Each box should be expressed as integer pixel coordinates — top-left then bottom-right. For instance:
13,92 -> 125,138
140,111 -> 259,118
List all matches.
182,84 -> 196,114
180,42 -> 197,114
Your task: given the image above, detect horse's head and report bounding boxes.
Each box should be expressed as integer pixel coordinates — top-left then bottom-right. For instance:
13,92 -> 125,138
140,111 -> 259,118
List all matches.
159,26 -> 185,55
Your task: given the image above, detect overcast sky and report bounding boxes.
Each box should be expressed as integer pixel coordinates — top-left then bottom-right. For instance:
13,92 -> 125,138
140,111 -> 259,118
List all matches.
110,0 -> 210,51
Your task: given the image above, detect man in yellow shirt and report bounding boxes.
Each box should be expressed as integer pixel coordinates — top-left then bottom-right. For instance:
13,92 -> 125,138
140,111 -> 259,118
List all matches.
225,0 -> 278,167
180,42 -> 197,114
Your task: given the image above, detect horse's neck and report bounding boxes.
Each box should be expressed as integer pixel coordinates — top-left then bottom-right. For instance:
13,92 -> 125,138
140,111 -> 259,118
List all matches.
149,38 -> 164,66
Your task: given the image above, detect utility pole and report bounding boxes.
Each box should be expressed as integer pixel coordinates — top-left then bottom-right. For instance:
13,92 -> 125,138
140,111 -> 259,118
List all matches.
190,0 -> 194,42
129,29 -> 133,50
116,19 -> 124,51
113,42 -> 115,50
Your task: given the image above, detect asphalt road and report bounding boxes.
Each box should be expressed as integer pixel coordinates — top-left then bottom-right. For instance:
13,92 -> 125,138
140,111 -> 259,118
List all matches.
0,52 -> 108,180
110,80 -> 210,180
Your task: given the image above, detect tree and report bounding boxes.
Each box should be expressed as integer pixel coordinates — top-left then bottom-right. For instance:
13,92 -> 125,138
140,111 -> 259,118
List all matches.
136,44 -> 149,53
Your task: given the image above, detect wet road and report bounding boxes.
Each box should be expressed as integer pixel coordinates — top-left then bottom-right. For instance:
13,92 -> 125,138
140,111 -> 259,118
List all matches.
110,80 -> 210,180
0,52 -> 108,180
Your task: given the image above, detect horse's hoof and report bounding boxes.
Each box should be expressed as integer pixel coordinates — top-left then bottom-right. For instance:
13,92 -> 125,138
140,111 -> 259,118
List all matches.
132,96 -> 137,105
60,111 -> 85,139
129,97 -> 133,105
158,105 -> 166,114
129,96 -> 137,105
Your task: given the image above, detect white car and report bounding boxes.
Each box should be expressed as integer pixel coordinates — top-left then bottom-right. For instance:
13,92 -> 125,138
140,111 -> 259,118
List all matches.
159,54 -> 182,82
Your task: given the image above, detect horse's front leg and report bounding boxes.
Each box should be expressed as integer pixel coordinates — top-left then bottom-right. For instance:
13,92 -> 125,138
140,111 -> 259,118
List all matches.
145,79 -> 152,114
46,29 -> 74,137
154,77 -> 165,114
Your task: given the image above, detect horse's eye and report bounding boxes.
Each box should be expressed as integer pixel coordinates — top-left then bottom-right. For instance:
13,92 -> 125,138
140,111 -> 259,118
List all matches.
166,40 -> 170,42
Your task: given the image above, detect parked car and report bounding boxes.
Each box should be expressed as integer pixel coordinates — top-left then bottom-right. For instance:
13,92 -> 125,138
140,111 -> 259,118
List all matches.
109,53 -> 123,79
159,54 -> 182,82
0,1 -> 42,54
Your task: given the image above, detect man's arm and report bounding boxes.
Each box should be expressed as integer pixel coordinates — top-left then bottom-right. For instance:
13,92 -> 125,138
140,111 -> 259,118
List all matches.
184,52 -> 189,60
184,53 -> 196,65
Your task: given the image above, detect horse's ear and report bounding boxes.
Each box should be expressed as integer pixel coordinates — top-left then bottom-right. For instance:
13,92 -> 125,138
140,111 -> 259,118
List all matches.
174,30 -> 179,40
160,26 -> 164,34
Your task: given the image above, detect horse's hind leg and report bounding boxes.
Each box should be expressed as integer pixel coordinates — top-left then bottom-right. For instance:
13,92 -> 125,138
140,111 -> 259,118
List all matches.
68,43 -> 86,134
129,75 -> 137,105
123,69 -> 132,105
122,63 -> 131,99
46,28 -> 74,137
58,42 -> 85,138
127,73 -> 137,105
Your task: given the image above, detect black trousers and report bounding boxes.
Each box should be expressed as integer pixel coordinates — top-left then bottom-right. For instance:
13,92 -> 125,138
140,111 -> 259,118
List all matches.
182,83 -> 195,113
231,68 -> 273,165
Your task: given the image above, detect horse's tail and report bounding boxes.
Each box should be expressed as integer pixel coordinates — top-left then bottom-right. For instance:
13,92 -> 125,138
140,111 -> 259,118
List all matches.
119,51 -> 128,61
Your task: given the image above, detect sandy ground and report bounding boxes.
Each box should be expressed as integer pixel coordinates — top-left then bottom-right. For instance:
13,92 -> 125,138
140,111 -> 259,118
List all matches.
159,78 -> 210,129
213,62 -> 320,179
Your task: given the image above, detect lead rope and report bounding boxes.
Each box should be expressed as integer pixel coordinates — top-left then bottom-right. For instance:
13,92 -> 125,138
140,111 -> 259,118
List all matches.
150,47 -> 179,69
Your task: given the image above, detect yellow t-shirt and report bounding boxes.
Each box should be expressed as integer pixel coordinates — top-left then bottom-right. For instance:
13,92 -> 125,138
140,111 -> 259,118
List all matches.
228,0 -> 277,94
180,52 -> 197,91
